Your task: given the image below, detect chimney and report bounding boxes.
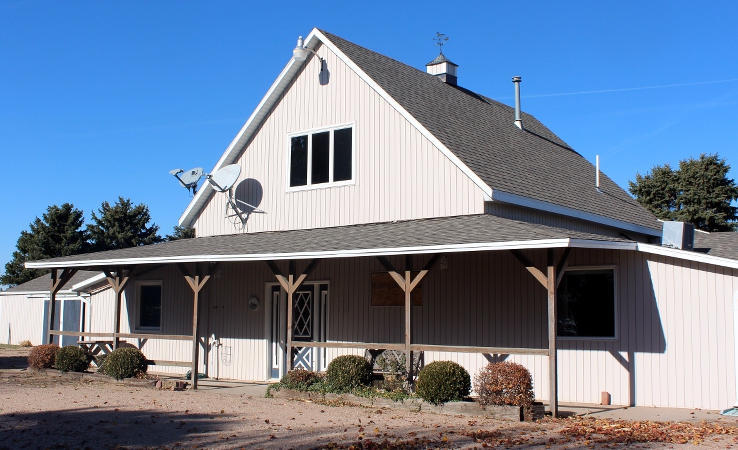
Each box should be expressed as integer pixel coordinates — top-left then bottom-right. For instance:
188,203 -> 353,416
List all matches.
512,76 -> 522,129
426,53 -> 458,86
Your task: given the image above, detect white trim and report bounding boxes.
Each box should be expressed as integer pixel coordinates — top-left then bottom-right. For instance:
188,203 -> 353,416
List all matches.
71,273 -> 107,291
489,189 -> 661,237
25,239 -> 637,269
637,243 -> 738,269
135,280 -> 163,332
178,28 -> 493,227
557,265 -> 618,341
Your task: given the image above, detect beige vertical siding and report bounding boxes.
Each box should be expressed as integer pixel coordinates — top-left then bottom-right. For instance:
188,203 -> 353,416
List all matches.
0,293 -> 46,345
484,202 -> 652,242
193,43 -> 486,237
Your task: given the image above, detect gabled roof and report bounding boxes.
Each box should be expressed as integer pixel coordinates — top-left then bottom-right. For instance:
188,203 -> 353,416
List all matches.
179,28 -> 660,235
1,270 -> 104,294
26,214 -> 634,269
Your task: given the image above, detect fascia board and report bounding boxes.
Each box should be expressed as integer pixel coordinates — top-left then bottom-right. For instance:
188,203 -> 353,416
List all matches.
0,289 -> 76,296
489,189 -> 661,237
25,238 -> 632,269
179,33 -> 316,227
637,243 -> 738,270
312,29 -> 493,199
70,272 -> 107,291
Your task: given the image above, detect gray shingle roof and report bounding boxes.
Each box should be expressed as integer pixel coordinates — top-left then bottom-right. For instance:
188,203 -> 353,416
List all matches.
26,214 -> 630,268
321,30 -> 660,232
694,232 -> 738,260
2,270 -> 103,294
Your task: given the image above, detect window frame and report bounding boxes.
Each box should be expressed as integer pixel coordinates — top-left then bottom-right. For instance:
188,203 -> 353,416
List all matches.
286,123 -> 356,192
135,280 -> 163,332
556,265 -> 618,341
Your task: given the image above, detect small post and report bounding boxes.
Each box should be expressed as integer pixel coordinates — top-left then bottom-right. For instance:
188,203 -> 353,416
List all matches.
547,250 -> 558,418
46,269 -> 58,345
404,270 -> 412,381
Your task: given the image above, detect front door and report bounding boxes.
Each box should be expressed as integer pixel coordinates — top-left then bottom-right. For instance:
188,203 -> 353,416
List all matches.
268,283 -> 328,379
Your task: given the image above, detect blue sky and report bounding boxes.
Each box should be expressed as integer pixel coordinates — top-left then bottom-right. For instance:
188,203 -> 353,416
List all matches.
1,1 -> 737,279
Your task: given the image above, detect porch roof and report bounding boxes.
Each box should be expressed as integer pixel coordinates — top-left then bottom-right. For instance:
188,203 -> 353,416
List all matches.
1,270 -> 104,294
26,214 -> 635,270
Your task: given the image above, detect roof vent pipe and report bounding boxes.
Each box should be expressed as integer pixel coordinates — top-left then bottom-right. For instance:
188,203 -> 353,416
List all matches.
512,76 -> 523,130
596,155 -> 601,191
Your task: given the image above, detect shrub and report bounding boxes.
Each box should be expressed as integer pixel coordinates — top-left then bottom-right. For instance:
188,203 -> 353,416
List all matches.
415,360 -> 471,405
474,362 -> 534,408
55,346 -> 90,372
28,343 -> 59,369
19,340 -> 32,347
103,348 -> 148,380
325,355 -> 373,392
281,368 -> 323,390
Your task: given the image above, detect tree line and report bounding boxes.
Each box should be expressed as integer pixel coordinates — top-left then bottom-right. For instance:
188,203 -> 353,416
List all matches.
1,197 -> 193,287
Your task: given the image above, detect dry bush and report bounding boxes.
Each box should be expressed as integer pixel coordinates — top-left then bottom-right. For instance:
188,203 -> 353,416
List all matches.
27,344 -> 59,369
19,340 -> 33,347
474,361 -> 534,407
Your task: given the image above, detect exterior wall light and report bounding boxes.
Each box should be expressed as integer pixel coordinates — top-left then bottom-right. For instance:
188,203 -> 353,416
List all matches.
292,36 -> 324,68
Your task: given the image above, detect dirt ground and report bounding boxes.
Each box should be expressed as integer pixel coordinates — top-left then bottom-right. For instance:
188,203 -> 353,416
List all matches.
2,347 -> 738,449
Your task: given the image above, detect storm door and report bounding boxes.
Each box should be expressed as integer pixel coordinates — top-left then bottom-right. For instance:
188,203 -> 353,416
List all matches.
268,282 -> 328,379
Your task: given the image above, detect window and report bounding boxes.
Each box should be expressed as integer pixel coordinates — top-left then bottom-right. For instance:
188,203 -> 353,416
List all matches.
557,268 -> 615,338
289,125 -> 353,188
137,281 -> 162,331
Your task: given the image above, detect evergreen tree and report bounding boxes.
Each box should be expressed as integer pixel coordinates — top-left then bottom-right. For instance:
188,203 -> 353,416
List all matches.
629,153 -> 738,232
87,197 -> 163,251
1,203 -> 88,286
166,226 -> 195,241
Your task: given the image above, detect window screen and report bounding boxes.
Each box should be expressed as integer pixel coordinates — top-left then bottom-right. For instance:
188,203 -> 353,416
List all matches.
557,269 -> 615,338
290,135 -> 308,187
139,284 -> 162,329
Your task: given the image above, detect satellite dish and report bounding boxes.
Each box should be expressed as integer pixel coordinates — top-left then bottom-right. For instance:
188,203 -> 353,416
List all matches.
170,167 -> 205,195
207,164 -> 241,192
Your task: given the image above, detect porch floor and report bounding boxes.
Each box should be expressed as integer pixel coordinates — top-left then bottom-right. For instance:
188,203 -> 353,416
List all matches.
151,373 -> 733,423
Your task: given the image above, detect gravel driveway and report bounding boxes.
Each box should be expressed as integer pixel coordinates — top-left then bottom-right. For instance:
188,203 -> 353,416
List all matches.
2,347 -> 738,449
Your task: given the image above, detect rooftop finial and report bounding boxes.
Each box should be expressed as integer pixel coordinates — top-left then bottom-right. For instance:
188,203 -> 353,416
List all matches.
434,32 -> 449,54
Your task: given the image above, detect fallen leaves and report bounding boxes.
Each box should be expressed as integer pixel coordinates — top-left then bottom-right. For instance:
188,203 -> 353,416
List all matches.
558,417 -> 738,444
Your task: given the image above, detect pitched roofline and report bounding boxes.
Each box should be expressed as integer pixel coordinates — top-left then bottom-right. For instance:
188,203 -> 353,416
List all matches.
25,238 -> 636,269
178,28 -> 493,227
70,272 -> 107,291
489,190 -> 662,237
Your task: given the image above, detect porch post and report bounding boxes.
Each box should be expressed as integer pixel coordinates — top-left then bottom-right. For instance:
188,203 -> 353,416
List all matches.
404,270 -> 412,379
104,268 -> 133,350
46,268 -> 77,345
179,263 -> 218,390
547,250 -> 558,418
286,274 -> 294,371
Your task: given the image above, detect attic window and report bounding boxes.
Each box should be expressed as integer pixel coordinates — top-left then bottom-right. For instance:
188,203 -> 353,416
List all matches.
289,125 -> 354,189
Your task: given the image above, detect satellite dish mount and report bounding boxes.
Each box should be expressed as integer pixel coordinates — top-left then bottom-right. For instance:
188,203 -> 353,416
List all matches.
205,164 -> 265,231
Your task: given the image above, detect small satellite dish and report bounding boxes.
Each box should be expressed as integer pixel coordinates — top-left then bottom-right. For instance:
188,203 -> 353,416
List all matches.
170,167 -> 205,195
207,164 -> 241,192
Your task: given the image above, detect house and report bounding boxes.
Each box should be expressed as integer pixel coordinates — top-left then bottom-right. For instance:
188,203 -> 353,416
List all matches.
24,29 -> 738,415
0,271 -> 107,347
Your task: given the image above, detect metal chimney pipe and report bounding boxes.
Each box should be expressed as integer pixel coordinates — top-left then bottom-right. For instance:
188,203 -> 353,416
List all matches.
512,76 -> 522,130
596,155 -> 600,188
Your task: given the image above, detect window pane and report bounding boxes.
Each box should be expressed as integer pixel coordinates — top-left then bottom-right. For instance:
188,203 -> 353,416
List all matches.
333,127 -> 352,182
139,285 -> 161,328
557,270 -> 615,338
290,135 -> 308,187
311,131 -> 330,184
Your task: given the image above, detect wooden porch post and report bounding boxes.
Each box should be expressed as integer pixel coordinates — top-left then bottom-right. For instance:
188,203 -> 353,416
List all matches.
510,247 -> 570,418
266,259 -> 321,371
104,268 -> 133,350
377,254 -> 440,383
45,268 -> 77,345
179,263 -> 218,390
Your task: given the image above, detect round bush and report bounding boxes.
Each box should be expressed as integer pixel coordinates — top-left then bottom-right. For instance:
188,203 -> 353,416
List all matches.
415,361 -> 471,405
103,348 -> 148,379
28,343 -> 59,369
55,346 -> 90,372
325,355 -> 373,392
474,361 -> 534,407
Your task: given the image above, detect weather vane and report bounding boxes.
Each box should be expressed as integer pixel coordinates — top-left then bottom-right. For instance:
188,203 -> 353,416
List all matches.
434,32 -> 449,53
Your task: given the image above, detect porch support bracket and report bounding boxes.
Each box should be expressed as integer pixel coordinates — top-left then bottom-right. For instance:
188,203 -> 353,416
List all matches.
376,254 -> 441,383
266,259 -> 321,371
46,268 -> 78,345
509,248 -> 570,418
178,262 -> 219,390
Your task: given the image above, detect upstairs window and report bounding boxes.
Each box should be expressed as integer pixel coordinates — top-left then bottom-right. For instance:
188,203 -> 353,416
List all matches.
557,268 -> 616,339
289,125 -> 353,189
